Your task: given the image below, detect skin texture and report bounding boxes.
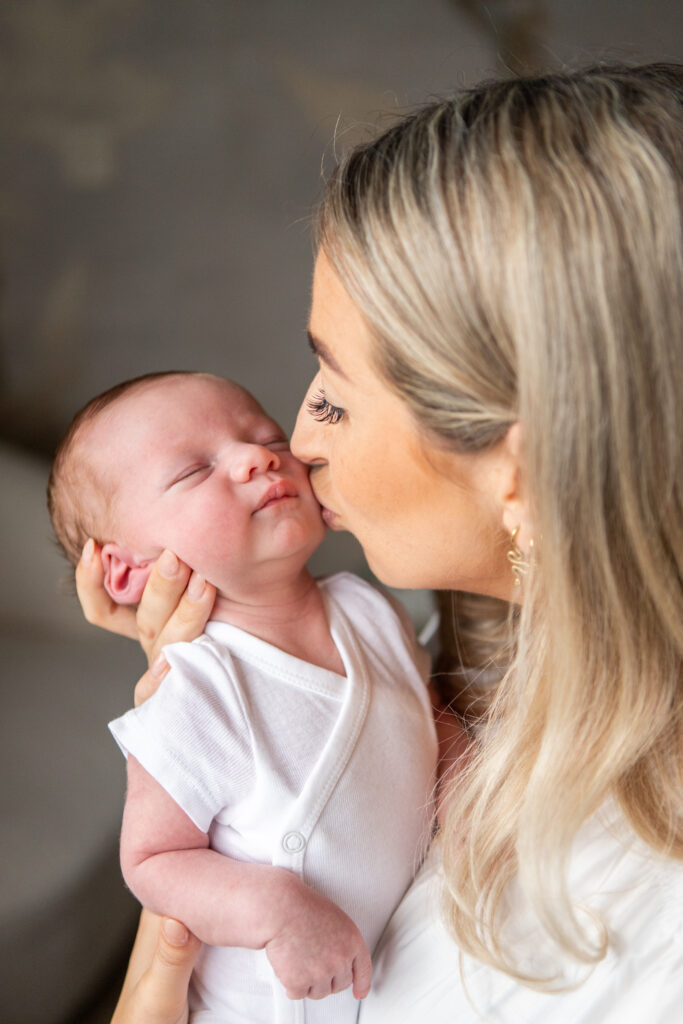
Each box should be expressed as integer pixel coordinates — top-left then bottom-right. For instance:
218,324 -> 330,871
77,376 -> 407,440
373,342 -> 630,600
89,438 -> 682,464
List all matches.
84,375 -> 326,617
291,252 -> 522,602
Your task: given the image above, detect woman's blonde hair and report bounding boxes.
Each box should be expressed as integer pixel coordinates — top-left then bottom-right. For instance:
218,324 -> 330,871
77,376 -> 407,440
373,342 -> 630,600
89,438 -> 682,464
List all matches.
317,64 -> 683,980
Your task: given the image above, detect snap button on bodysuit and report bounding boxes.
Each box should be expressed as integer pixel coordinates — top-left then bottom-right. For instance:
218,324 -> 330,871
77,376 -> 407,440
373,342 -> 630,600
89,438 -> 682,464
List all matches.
281,831 -> 306,853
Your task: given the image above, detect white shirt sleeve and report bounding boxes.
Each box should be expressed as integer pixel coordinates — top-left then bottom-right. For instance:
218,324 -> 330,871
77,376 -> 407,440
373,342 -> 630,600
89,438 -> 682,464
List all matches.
109,637 -> 255,833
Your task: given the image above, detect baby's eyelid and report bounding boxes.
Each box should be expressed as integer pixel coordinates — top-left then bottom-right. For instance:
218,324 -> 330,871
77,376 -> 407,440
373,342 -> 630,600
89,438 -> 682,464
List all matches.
171,463 -> 211,485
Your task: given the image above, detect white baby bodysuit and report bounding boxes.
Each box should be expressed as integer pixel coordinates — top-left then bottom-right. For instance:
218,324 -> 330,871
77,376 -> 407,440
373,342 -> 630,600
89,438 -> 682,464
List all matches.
109,573 -> 438,1024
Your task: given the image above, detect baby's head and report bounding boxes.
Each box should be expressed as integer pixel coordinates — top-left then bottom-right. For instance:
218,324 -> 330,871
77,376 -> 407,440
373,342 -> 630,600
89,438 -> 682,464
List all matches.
48,371 -> 325,604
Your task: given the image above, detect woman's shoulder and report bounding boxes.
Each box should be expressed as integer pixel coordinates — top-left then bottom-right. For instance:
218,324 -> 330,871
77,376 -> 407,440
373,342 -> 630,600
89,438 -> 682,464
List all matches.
509,807 -> 683,986
362,818 -> 683,1024
570,801 -> 683,911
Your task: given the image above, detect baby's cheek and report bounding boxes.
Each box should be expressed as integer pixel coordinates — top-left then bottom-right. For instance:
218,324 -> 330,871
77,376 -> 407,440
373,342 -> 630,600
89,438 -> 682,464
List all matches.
190,515 -> 240,560
161,512 -> 233,574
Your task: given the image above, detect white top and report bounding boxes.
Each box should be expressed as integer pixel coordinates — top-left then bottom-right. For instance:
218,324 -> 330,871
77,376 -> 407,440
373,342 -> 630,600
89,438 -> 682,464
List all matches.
110,573 -> 438,1024
361,801 -> 683,1023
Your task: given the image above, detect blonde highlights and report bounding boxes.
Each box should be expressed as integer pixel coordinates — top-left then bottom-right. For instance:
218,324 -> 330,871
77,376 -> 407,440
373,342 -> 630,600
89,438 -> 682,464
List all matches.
317,64 -> 683,979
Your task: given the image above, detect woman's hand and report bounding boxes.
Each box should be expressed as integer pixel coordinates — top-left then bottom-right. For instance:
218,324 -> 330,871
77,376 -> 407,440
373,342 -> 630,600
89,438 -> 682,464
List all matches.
75,540 -> 213,1020
111,911 -> 202,1024
75,540 -> 215,665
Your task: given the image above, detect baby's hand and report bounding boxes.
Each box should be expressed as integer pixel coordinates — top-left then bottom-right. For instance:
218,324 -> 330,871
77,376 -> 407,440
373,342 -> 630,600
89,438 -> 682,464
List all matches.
264,878 -> 372,1002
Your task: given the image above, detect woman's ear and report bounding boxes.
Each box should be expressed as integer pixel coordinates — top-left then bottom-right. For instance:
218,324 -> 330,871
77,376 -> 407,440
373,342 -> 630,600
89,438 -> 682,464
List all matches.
101,543 -> 152,606
499,423 -> 534,551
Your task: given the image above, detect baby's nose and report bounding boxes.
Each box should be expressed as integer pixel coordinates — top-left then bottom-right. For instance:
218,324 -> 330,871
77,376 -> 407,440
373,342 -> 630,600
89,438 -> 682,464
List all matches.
229,443 -> 280,483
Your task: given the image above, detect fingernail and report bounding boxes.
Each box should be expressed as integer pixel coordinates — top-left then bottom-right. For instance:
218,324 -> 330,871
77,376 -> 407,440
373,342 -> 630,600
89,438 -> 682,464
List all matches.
150,654 -> 169,679
82,538 -> 95,565
162,918 -> 189,946
187,572 -> 206,601
158,550 -> 179,578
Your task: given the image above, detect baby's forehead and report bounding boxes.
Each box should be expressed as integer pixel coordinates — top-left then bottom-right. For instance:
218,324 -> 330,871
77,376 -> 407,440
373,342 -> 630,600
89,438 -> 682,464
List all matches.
82,374 -> 276,450
97,374 -> 246,420
121,373 -> 247,408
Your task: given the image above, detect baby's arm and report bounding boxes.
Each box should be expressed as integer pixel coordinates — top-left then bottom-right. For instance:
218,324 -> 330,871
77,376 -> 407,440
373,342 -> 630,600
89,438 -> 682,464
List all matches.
120,756 -> 372,1001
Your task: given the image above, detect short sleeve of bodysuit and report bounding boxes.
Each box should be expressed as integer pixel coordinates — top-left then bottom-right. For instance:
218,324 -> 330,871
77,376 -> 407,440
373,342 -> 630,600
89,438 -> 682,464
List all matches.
109,639 -> 255,832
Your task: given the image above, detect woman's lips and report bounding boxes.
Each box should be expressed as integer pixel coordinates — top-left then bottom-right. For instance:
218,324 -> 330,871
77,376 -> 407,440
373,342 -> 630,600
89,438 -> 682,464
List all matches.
320,504 -> 339,528
308,476 -> 340,528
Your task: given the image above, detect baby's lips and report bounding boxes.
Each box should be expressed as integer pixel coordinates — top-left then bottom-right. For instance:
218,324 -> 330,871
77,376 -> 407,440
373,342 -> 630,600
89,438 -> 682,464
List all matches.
253,479 -> 298,512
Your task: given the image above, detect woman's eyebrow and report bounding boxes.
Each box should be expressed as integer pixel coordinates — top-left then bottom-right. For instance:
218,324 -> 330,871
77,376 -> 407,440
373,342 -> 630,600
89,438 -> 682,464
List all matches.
307,330 -> 350,381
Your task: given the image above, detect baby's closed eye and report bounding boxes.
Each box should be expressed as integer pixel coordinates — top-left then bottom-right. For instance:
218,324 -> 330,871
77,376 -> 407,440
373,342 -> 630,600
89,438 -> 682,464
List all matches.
168,464 -> 213,487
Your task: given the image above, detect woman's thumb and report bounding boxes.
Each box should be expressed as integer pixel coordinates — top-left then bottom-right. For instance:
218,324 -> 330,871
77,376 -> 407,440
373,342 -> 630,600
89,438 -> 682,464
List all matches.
158,917 -> 201,970
139,918 -> 202,1020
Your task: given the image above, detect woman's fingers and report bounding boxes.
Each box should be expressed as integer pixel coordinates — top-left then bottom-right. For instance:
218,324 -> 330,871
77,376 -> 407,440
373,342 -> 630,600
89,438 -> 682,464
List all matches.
152,573 -> 215,658
75,542 -> 215,663
135,553 -> 215,664
134,655 -> 170,707
112,914 -> 201,1024
75,539 -> 139,640
135,551 -> 192,660
136,919 -> 202,1024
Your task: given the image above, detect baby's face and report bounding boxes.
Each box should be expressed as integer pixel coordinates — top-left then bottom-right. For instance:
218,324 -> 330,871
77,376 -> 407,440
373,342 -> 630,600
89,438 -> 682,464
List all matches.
85,374 -> 326,594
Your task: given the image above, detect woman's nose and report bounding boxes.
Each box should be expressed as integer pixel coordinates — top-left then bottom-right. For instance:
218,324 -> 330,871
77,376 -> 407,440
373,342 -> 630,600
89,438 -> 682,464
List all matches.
228,444 -> 280,483
291,381 -> 324,465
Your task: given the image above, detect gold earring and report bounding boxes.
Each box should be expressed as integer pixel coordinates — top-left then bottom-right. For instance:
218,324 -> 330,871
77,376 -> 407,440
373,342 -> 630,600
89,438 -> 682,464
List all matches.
507,525 -> 534,586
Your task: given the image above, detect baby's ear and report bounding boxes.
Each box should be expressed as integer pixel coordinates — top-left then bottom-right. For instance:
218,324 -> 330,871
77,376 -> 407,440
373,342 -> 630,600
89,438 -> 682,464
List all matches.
101,543 -> 153,606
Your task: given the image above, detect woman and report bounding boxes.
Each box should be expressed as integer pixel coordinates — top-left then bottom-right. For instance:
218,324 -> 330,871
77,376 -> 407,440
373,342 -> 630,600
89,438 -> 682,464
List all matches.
77,63 -> 682,1022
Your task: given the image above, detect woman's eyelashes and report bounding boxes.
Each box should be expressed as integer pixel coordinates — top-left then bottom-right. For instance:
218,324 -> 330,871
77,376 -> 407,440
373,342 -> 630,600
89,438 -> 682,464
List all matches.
307,389 -> 345,425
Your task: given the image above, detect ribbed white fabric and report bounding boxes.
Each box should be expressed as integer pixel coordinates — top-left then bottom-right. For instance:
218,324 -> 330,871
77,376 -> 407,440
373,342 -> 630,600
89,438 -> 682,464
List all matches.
109,573 -> 437,1024
362,802 -> 683,1023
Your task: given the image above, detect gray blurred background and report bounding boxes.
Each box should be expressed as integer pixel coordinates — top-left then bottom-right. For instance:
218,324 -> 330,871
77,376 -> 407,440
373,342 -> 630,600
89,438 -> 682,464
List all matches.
0,2 -> 680,1022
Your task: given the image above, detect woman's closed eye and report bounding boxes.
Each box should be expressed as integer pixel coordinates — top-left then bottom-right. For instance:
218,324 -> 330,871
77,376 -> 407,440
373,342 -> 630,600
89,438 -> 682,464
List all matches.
306,389 -> 345,425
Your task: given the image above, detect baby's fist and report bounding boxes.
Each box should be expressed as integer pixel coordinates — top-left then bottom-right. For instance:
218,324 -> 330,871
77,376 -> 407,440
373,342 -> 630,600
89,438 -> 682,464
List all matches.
264,879 -> 372,1002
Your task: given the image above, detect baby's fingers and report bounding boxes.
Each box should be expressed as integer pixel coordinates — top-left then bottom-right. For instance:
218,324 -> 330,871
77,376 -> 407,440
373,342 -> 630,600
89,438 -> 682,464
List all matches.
352,950 -> 373,1000
302,977 -> 336,1001
286,956 -> 368,1002
330,967 -> 354,994
75,539 -> 139,640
